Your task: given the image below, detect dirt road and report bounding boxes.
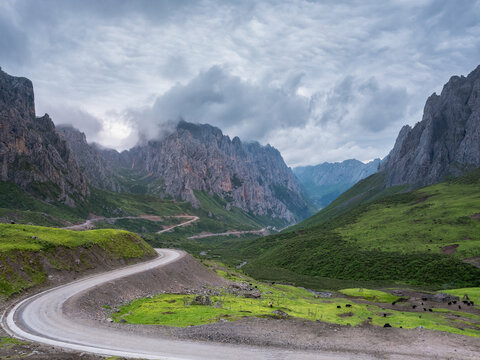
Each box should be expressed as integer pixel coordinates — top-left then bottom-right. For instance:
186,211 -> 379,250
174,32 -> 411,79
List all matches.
64,215 -> 199,232
156,215 -> 199,234
2,249 -> 348,360
188,228 -> 268,239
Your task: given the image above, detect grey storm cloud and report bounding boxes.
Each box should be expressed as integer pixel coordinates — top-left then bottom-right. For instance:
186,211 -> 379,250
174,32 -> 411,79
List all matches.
315,76 -> 408,132
0,13 -> 30,66
131,66 -> 309,142
1,0 -> 480,165
46,106 -> 104,143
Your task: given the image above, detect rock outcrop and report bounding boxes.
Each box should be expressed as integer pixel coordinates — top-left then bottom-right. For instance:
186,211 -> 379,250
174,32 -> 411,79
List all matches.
57,125 -> 122,192
0,68 -> 88,204
294,159 -> 380,208
99,121 -> 312,222
381,65 -> 480,187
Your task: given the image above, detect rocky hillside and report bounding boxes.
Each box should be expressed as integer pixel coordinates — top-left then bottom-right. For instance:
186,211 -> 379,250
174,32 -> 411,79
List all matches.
95,121 -> 313,223
57,125 -> 122,192
294,159 -> 380,208
380,64 -> 480,187
0,68 -> 88,205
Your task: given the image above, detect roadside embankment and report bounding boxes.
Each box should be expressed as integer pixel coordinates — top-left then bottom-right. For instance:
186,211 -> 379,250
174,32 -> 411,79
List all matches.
65,251 -> 228,321
0,223 -> 156,301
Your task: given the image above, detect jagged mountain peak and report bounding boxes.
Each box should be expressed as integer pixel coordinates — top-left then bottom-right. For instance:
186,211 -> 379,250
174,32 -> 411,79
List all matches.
0,68 -> 88,205
380,63 -> 480,187
66,120 -> 313,222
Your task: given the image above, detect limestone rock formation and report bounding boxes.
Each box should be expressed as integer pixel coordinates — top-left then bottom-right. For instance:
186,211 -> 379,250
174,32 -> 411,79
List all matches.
0,68 -> 88,204
381,65 -> 480,187
100,121 -> 313,222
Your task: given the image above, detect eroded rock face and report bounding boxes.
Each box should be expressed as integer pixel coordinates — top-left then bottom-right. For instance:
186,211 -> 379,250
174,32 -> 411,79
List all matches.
57,125 -> 122,192
101,121 -> 312,223
0,68 -> 88,204
381,65 -> 480,187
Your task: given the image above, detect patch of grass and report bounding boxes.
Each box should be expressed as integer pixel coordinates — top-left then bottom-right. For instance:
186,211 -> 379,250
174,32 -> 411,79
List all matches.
339,288 -> 400,303
0,224 -> 153,256
440,287 -> 480,306
0,337 -> 28,349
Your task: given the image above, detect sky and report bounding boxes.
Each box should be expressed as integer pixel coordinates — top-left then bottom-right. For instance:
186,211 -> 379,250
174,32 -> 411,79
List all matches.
1,0 -> 480,167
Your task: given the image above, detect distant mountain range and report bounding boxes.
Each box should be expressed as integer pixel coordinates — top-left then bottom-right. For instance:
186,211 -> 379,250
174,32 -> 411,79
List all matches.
3,63 -> 479,226
294,159 -> 380,209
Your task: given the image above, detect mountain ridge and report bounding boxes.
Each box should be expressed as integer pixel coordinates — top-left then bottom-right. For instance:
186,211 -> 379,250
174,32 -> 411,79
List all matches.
0,67 -> 88,206
60,121 -> 314,223
380,64 -> 480,187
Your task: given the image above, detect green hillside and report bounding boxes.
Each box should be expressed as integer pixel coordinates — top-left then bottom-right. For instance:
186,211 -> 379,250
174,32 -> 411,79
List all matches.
0,224 -> 156,297
0,181 -> 278,232
293,172 -> 408,230
229,169 -> 480,289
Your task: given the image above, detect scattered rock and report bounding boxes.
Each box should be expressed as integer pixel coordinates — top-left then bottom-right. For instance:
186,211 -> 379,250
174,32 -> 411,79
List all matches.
273,310 -> 289,318
244,292 -> 262,299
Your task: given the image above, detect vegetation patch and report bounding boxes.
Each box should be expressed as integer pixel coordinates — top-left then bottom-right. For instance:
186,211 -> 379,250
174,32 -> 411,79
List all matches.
339,288 -> 400,303
0,337 -> 28,349
111,263 -> 480,337
0,224 -> 155,297
440,287 -> 479,307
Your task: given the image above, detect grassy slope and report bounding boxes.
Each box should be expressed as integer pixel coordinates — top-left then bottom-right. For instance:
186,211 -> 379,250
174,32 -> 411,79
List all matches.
228,170 -> 480,289
293,172 -> 408,230
0,224 -> 156,297
0,181 -> 275,233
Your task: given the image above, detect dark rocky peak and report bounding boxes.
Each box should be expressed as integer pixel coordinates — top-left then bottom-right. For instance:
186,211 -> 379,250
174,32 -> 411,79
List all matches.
57,125 -> 122,192
381,64 -> 480,187
0,68 -> 88,204
0,68 -> 35,123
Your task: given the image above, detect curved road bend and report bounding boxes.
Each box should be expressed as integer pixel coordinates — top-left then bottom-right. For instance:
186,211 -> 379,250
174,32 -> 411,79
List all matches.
2,249 -> 371,360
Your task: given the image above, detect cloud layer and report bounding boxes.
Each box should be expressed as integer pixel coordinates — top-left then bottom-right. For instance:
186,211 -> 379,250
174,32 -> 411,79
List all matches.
1,0 -> 479,166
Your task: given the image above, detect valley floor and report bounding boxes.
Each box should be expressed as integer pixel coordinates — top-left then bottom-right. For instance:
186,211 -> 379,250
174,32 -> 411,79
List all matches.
1,249 -> 479,360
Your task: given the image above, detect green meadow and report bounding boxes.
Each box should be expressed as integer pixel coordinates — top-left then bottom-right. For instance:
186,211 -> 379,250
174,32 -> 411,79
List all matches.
112,265 -> 480,337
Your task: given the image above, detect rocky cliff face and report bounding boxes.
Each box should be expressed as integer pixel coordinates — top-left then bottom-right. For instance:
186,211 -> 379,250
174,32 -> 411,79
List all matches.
57,125 -> 122,192
381,65 -> 480,187
294,159 -> 380,208
100,121 -> 312,222
0,68 -> 88,205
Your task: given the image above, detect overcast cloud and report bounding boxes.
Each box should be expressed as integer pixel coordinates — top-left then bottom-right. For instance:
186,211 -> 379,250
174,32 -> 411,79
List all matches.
1,0 -> 479,166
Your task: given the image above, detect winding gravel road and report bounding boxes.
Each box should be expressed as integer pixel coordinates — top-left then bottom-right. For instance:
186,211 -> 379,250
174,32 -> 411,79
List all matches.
1,249 -> 365,360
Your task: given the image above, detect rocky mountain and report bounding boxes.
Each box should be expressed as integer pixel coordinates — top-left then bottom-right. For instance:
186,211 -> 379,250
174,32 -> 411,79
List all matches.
380,64 -> 480,187
294,159 -> 380,209
57,125 -> 122,192
0,67 -> 88,205
93,121 -> 313,223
